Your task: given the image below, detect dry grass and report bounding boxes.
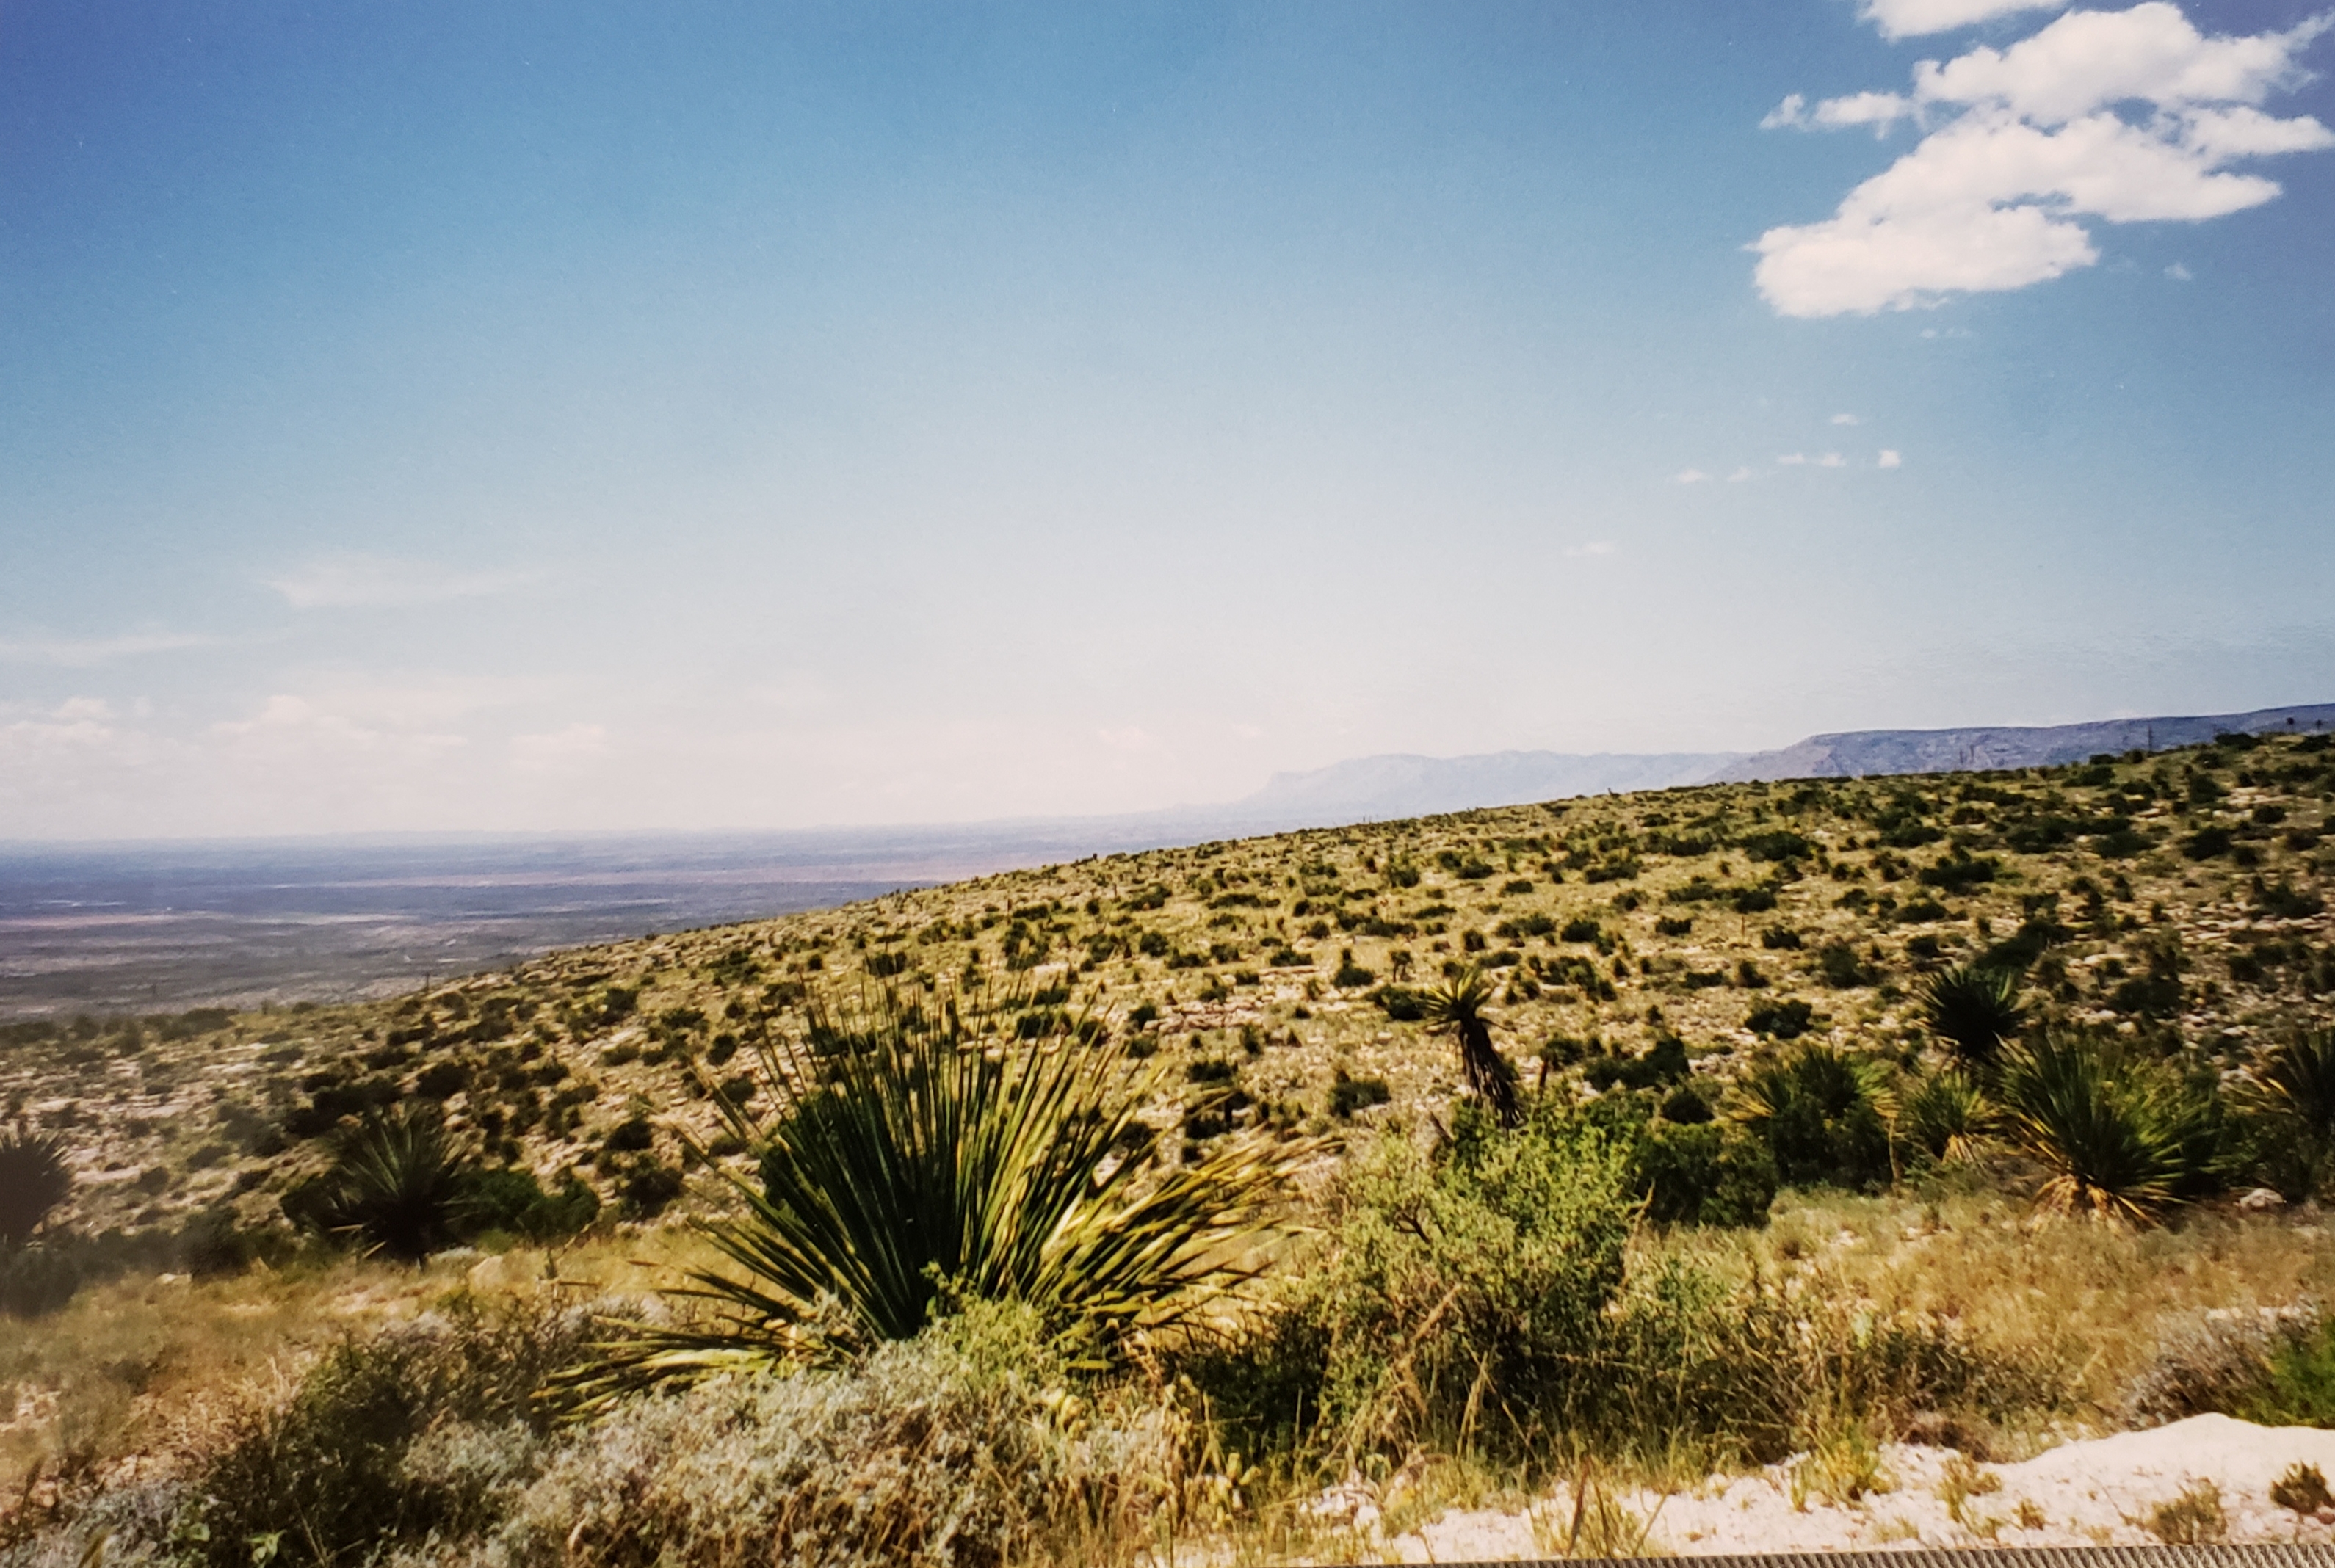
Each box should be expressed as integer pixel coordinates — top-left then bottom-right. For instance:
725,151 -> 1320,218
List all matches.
0,1231 -> 721,1503
1653,1183 -> 2335,1442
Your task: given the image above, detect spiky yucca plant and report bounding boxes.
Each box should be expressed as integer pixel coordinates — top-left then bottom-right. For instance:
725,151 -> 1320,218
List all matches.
1996,1034 -> 2209,1225
2248,1030 -> 2335,1199
1920,965 -> 2025,1070
590,992 -> 1312,1395
1419,967 -> 1521,1128
0,1128 -> 72,1245
311,1103 -> 475,1262
1728,1042 -> 1897,1189
1902,1069 -> 1996,1166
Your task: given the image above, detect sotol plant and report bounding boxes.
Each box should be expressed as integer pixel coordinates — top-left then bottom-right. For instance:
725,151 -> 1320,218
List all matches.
1920,965 -> 2025,1070
1996,1034 -> 2213,1224
300,1103 -> 476,1263
2250,1030 -> 2335,1199
0,1128 -> 72,1244
591,992 -> 1311,1393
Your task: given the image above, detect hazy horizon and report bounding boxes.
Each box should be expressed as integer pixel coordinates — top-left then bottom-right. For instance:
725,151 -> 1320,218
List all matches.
7,1 -> 2333,839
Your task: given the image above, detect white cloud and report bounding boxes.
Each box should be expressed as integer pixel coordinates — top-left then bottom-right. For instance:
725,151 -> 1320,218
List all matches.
1831,413 -> 1863,424
2166,261 -> 2194,279
1754,4 -> 2335,316
1563,541 -> 1618,558
1778,452 -> 1809,465
1817,451 -> 1849,468
267,553 -> 529,609
1879,449 -> 1905,467
1673,468 -> 1714,484
0,630 -> 220,666
1764,90 -> 1916,132
1728,467 -> 1757,482
1861,0 -> 2066,42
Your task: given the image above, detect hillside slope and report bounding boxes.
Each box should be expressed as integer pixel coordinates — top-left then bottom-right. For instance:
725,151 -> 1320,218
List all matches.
7,729 -> 2332,1241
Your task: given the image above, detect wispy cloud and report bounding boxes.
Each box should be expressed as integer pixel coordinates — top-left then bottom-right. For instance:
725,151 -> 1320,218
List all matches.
1563,541 -> 1618,558
0,630 -> 220,667
1879,449 -> 1905,468
1859,0 -> 2066,43
1831,413 -> 1862,426
1673,468 -> 1714,485
267,553 -> 532,609
1755,4 -> 2335,317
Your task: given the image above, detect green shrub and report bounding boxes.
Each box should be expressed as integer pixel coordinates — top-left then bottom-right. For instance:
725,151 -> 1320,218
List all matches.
1635,1122 -> 1777,1228
1818,942 -> 1872,988
1370,984 -> 1427,1022
1328,1070 -> 1391,1119
0,1240 -> 86,1318
1745,998 -> 1814,1039
187,1299 -> 584,1568
1292,1099 -> 1634,1456
468,1167 -> 601,1241
2241,1316 -> 2335,1429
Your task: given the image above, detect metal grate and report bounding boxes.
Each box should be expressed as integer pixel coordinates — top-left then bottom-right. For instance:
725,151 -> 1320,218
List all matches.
1429,1550 -> 2335,1568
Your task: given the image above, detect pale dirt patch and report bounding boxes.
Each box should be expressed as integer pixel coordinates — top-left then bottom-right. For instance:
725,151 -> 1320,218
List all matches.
1351,1415 -> 2335,1561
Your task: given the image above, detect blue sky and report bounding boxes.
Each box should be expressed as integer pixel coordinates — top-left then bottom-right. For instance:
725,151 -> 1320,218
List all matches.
4,0 -> 2332,838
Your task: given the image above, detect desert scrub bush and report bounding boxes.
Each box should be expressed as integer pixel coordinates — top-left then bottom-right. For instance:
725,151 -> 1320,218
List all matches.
1633,1120 -> 1778,1229
1996,1034 -> 2223,1224
1259,1098 -> 1634,1462
493,1303 -> 1179,1568
588,992 -> 1313,1390
170,1297 -> 590,1568
2123,1306 -> 2322,1425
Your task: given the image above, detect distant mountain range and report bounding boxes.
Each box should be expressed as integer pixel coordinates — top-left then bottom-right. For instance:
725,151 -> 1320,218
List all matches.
1232,701 -> 2335,821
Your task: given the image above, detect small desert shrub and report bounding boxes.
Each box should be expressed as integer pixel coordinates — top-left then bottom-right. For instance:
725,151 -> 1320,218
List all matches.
2124,1307 -> 2317,1425
494,1304 -> 1179,1568
2240,1313 -> 2335,1429
1328,1070 -> 1391,1119
467,1167 -> 601,1241
182,1299 -> 589,1568
1260,1099 -> 1635,1459
2273,1462 -> 2334,1514
0,1240 -> 86,1318
1634,1121 -> 1777,1228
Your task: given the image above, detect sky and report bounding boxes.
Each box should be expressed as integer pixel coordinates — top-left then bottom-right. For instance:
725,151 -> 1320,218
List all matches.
4,0 -> 2333,839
